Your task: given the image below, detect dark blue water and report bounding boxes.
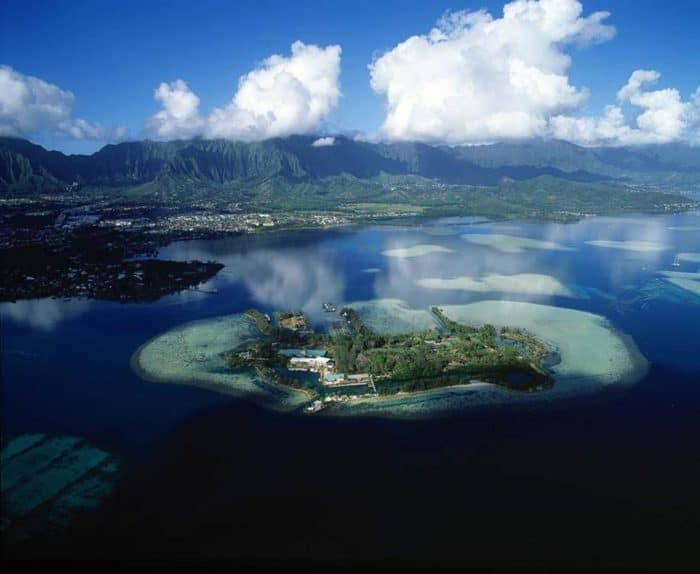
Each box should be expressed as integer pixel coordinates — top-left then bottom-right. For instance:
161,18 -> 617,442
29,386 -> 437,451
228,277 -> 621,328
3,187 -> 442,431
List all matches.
2,213 -> 699,565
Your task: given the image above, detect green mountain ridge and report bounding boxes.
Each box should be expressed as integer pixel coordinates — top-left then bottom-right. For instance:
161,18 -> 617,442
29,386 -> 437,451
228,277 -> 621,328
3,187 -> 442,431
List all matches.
3,135 -> 698,194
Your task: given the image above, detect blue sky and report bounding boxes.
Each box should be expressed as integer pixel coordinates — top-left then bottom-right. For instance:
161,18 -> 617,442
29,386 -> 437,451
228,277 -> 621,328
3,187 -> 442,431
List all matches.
1,0 -> 698,153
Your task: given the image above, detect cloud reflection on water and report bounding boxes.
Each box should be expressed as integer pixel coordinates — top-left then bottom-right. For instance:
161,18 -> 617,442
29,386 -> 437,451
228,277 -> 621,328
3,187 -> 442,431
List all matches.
6,212 -> 690,333
0,298 -> 92,332
375,213 -> 698,308
160,241 -> 344,323
374,232 -> 578,308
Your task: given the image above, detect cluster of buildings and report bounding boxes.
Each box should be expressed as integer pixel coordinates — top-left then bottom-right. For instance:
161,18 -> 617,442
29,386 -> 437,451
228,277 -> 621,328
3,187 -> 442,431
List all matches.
148,213 -> 249,234
99,211 -> 352,236
243,213 -> 276,228
52,208 -> 348,237
284,349 -> 375,391
307,214 -> 346,226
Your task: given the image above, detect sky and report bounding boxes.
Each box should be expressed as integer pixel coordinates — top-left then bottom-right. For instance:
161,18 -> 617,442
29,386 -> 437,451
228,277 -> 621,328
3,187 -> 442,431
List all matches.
1,0 -> 698,153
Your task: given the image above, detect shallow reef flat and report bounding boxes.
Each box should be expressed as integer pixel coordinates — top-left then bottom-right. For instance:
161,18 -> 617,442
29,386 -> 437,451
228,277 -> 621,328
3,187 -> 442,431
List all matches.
382,244 -> 454,258
0,433 -> 45,463
440,301 -> 647,387
1,434 -> 119,535
47,465 -> 119,528
131,314 -> 311,410
677,252 -> 700,263
415,273 -> 575,297
461,233 -> 573,253
659,270 -> 700,297
585,240 -> 668,252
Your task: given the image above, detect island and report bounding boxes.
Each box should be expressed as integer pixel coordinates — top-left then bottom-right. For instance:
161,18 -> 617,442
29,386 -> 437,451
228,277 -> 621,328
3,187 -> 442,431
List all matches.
131,298 -> 648,417
223,307 -> 554,413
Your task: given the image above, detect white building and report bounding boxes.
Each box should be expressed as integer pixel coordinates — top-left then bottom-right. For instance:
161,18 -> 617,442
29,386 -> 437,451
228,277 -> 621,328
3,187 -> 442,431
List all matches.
288,356 -> 333,371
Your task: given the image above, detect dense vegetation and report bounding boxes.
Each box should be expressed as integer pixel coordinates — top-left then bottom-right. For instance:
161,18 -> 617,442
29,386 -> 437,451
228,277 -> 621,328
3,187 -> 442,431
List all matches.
331,307 -> 550,393
244,309 -> 272,336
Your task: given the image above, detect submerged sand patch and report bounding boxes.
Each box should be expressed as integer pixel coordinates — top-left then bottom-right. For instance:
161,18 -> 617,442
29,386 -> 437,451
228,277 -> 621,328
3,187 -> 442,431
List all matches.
677,252 -> 700,263
585,240 -> 668,252
439,301 -> 646,387
1,434 -> 119,533
382,244 -> 454,258
461,234 -> 573,254
416,273 -> 574,297
659,270 -> 700,297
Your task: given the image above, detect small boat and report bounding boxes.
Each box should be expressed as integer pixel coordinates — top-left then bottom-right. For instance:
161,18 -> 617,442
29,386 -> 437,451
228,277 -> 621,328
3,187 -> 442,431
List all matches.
672,255 -> 681,267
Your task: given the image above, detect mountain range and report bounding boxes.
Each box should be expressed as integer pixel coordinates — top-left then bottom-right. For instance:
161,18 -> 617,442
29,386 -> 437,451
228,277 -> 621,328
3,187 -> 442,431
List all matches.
2,135 -> 699,194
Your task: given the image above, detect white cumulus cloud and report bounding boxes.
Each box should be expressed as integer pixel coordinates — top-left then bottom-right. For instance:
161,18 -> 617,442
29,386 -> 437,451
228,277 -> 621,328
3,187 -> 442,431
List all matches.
369,0 -> 615,144
551,70 -> 700,145
311,136 -> 335,147
146,41 -> 342,141
145,79 -> 204,140
0,65 -> 127,141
